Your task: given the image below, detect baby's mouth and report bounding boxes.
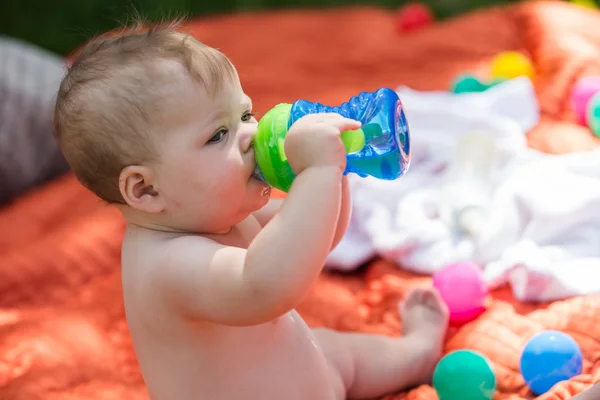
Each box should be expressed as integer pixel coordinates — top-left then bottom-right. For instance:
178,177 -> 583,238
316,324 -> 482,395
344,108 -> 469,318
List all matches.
251,165 -> 271,196
249,141 -> 267,184
252,164 -> 268,184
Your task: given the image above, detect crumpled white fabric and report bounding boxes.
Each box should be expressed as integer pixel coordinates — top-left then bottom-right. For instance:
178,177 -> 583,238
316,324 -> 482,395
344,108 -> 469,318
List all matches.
326,77 -> 600,302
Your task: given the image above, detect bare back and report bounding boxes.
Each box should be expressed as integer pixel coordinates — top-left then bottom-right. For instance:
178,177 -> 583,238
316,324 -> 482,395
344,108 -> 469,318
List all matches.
120,218 -> 339,400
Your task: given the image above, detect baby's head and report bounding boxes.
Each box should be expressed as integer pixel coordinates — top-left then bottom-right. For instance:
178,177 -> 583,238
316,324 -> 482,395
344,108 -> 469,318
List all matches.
54,22 -> 270,233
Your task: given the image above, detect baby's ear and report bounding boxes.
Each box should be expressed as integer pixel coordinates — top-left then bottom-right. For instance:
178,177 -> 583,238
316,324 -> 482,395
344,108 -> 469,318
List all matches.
119,165 -> 165,214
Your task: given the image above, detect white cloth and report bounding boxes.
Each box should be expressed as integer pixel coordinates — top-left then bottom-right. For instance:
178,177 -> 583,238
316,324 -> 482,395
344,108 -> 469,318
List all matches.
326,77 -> 600,302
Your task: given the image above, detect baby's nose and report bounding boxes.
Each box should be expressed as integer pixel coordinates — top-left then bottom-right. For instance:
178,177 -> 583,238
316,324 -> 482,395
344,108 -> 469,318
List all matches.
240,126 -> 258,153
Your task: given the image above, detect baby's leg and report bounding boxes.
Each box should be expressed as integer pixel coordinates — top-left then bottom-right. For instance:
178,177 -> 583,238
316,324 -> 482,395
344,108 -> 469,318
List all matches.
313,287 -> 449,400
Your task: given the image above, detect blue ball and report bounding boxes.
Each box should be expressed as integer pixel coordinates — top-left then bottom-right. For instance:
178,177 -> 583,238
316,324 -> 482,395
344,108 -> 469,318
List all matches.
520,330 -> 583,395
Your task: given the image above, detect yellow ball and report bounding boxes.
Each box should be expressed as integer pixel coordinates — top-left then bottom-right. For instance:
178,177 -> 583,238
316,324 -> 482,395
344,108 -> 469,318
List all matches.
490,51 -> 535,80
571,0 -> 597,9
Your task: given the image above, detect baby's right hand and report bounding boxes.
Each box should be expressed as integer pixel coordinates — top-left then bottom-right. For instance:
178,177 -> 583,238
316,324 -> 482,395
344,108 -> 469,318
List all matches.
284,113 -> 362,175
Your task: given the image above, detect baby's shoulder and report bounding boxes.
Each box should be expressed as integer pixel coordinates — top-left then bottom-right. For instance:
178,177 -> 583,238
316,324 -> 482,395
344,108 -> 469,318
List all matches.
121,229 -> 217,302
123,227 -> 215,270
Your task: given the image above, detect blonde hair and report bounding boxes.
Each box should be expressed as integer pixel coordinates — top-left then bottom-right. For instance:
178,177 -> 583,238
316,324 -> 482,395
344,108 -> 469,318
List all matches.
54,21 -> 237,203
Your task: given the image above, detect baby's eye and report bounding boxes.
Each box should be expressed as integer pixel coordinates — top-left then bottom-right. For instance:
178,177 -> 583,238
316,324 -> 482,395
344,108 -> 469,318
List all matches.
208,128 -> 228,144
241,112 -> 257,122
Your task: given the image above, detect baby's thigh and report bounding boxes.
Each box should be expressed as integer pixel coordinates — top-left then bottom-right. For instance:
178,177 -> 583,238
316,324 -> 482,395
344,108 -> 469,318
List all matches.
312,328 -> 353,400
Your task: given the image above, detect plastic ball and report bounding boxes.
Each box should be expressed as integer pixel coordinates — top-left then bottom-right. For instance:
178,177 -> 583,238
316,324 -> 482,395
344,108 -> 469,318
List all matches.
573,76 -> 600,125
433,349 -> 497,400
451,74 -> 487,93
520,330 -> 583,395
396,3 -> 433,33
433,262 -> 488,324
451,74 -> 504,94
587,91 -> 600,137
490,51 -> 534,80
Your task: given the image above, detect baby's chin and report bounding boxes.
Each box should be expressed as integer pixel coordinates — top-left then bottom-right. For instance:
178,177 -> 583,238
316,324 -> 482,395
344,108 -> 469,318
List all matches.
248,175 -> 272,200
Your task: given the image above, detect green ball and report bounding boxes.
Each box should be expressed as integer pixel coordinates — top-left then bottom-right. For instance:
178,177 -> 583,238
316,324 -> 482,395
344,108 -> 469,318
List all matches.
451,74 -> 506,94
586,91 -> 600,138
451,74 -> 487,93
433,349 -> 497,400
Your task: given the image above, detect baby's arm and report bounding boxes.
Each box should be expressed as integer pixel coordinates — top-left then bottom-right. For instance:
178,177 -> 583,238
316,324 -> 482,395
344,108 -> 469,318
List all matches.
333,176 -> 352,250
254,175 -> 352,251
154,165 -> 343,326
252,197 -> 284,226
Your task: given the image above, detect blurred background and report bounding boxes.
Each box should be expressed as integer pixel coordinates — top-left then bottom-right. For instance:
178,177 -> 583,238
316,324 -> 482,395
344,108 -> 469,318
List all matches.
1,2 -> 600,400
1,0 -> 522,56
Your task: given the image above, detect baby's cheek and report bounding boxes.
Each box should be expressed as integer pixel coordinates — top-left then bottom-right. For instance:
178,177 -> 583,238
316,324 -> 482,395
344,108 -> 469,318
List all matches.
159,166 -> 201,204
212,171 -> 248,207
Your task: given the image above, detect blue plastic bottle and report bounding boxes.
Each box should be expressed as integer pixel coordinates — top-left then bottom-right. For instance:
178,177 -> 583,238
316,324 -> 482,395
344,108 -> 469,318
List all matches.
253,88 -> 411,192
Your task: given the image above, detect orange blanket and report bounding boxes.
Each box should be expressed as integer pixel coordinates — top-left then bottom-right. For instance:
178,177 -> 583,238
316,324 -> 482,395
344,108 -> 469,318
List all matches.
1,1 -> 600,399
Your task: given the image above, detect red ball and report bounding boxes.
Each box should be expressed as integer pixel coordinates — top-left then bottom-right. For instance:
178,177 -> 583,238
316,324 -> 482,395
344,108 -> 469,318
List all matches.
396,3 -> 434,33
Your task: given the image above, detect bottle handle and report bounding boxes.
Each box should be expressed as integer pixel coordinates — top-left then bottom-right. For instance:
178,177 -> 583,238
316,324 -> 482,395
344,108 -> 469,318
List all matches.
341,128 -> 365,153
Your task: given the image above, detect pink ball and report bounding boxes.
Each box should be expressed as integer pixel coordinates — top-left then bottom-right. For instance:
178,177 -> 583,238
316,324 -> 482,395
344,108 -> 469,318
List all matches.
571,76 -> 600,125
433,262 -> 488,325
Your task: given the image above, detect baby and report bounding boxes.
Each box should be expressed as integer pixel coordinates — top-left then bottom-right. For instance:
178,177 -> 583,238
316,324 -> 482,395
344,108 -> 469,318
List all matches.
54,22 -> 449,400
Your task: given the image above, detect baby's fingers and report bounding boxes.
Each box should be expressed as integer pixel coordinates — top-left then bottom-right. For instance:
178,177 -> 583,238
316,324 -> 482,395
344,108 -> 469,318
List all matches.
330,117 -> 362,133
